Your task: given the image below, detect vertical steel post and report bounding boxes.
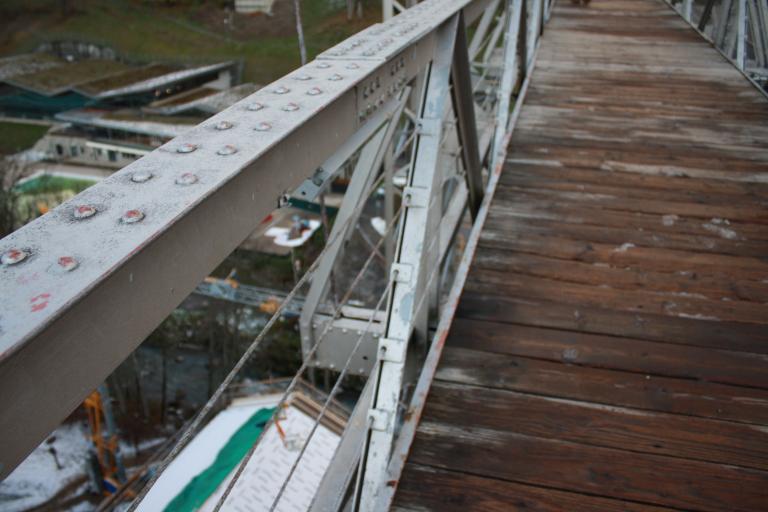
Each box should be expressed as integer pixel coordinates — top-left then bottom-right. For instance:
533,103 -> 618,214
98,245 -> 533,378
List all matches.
360,14 -> 459,508
683,0 -> 693,21
737,0 -> 747,69
491,0 -> 524,172
451,12 -> 484,218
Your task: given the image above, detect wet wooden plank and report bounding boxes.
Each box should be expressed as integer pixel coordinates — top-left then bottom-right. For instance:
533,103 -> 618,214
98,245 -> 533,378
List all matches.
447,319 -> 768,385
436,346 -> 768,424
394,464 -> 674,512
408,422 -> 768,512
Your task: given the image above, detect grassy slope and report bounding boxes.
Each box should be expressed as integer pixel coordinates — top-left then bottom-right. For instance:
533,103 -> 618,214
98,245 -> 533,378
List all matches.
0,121 -> 50,154
0,0 -> 379,85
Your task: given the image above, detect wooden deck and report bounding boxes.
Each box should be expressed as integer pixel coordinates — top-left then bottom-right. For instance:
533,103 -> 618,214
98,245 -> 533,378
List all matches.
393,0 -> 768,510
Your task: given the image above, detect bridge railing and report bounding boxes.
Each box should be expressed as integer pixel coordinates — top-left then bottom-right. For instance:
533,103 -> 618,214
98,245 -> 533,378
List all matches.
0,0 -> 551,509
669,0 -> 768,86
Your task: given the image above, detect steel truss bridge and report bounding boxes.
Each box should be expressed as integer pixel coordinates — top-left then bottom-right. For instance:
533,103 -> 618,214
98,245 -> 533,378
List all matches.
1,0 -> 767,510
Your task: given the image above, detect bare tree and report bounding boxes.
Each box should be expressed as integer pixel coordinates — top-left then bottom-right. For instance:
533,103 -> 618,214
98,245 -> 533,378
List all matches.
0,158 -> 24,239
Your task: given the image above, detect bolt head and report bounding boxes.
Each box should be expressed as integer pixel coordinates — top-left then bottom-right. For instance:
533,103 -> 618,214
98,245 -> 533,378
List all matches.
247,102 -> 265,111
273,86 -> 290,95
177,143 -> 197,154
346,63 -> 360,69
328,73 -> 343,81
175,173 -> 199,186
131,170 -> 153,183
121,209 -> 145,224
282,102 -> 300,112
57,256 -> 79,272
1,248 -> 28,266
217,145 -> 238,156
306,87 -> 322,96
214,120 -> 234,131
316,62 -> 331,69
73,205 -> 97,220
255,121 -> 272,132
293,74 -> 312,81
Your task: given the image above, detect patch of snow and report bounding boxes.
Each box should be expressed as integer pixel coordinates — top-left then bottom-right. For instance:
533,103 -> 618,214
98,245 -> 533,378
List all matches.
613,242 -> 636,253
661,214 -> 678,226
0,423 -> 90,512
702,221 -> 738,240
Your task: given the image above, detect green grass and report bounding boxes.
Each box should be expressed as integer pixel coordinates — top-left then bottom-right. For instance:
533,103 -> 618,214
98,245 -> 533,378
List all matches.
14,174 -> 95,194
0,121 -> 50,155
0,0 -> 379,85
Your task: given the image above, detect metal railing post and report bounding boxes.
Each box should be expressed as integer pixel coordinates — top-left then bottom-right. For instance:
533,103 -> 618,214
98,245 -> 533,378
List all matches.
360,14 -> 459,508
737,0 -> 747,69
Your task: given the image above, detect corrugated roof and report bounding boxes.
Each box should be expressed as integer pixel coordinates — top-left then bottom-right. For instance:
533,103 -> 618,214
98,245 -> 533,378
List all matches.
6,59 -> 132,96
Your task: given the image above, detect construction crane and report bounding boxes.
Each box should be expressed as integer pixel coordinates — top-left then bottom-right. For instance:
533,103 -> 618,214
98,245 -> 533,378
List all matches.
84,384 -> 126,495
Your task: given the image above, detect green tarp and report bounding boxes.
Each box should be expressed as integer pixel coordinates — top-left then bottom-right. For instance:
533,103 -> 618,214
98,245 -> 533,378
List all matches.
164,407 -> 275,512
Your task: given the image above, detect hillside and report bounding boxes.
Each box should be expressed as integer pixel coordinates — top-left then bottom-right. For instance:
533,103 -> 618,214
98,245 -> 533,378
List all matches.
0,0 -> 379,85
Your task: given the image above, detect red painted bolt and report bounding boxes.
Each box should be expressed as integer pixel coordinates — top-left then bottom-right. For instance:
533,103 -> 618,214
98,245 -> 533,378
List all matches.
73,205 -> 96,220
121,209 -> 145,224
57,256 -> 79,272
1,248 -> 27,266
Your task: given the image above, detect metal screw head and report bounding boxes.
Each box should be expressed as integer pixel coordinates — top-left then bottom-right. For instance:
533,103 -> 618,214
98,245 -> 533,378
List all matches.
306,87 -> 322,96
328,73 -> 343,81
363,50 -> 375,57
254,121 -> 272,132
214,120 -> 233,131
121,209 -> 145,224
131,170 -> 153,183
217,145 -> 238,156
273,86 -> 290,95
346,63 -> 360,69
293,74 -> 312,81
57,256 -> 79,272
282,102 -> 299,112
73,205 -> 97,220
175,173 -> 199,186
316,62 -> 331,69
247,102 -> 265,111
177,143 -> 197,154
1,248 -> 27,266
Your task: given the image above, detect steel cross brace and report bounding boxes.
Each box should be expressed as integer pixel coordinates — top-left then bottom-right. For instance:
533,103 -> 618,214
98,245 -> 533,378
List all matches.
360,13 -> 460,509
299,91 -> 409,374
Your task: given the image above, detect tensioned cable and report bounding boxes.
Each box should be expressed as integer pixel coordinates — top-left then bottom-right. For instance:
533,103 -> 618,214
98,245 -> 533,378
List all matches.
266,279 -> 395,512
128,151 -> 403,511
210,202 -> 405,511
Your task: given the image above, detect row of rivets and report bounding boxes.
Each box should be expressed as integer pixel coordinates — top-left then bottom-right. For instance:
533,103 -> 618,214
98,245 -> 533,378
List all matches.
1,249 -> 81,271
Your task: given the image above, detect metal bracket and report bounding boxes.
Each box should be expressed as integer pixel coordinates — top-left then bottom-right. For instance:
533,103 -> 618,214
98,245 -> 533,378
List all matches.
378,337 -> 407,363
402,186 -> 429,208
368,408 -> 391,432
390,263 -> 413,284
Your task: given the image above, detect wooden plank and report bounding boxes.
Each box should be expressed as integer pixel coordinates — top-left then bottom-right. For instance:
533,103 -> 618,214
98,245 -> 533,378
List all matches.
436,346 -> 768,424
457,292 -> 768,353
423,381 -> 768,470
472,250 -> 768,303
447,319 -> 768,388
409,422 -> 768,512
465,269 -> 768,324
394,464 -> 674,512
